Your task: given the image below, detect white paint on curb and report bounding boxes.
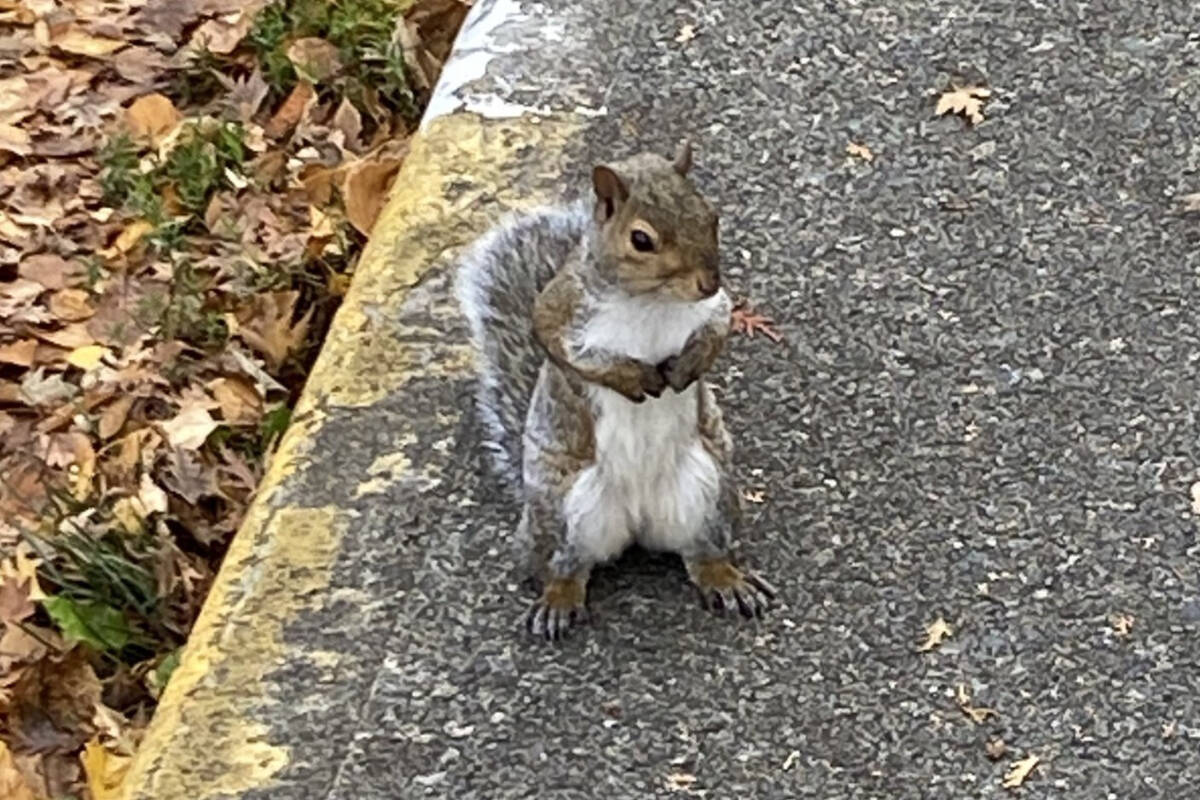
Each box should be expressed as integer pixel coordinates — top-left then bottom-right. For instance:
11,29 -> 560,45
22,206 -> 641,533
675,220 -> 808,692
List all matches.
421,0 -> 605,129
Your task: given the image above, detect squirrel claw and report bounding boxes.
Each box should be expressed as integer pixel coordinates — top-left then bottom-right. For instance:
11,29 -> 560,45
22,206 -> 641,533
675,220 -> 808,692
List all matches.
526,576 -> 590,641
687,559 -> 776,620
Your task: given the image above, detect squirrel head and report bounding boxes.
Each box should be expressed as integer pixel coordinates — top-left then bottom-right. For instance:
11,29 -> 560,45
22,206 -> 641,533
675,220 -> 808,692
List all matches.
590,140 -> 720,302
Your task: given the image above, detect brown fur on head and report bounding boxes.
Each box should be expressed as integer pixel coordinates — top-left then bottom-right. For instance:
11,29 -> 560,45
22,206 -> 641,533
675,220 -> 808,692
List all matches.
590,140 -> 720,302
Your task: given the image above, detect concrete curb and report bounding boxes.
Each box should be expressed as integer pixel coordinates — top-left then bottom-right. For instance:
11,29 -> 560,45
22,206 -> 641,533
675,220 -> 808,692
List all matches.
118,2 -> 597,796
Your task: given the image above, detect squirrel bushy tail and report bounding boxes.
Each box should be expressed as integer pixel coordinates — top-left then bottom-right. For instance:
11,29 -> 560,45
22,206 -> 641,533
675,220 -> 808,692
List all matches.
455,200 -> 588,493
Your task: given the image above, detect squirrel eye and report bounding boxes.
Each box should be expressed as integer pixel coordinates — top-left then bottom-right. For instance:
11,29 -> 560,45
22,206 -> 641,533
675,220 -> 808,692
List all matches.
630,230 -> 654,252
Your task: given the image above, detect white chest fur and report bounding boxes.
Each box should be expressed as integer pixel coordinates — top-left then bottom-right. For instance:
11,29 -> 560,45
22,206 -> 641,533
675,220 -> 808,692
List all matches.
561,291 -> 728,562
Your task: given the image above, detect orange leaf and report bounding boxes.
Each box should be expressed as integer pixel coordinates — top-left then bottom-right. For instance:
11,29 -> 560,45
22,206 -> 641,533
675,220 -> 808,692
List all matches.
126,93 -> 181,145
342,156 -> 403,236
0,740 -> 35,800
264,80 -> 315,139
48,289 -> 95,322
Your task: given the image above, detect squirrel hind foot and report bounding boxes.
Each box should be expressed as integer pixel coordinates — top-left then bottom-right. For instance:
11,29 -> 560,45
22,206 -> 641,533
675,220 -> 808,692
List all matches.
686,558 -> 776,620
526,575 -> 590,641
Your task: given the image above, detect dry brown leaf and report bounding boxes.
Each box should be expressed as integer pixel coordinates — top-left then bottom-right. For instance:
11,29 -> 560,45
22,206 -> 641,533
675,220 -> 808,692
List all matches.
54,26 -> 127,57
160,402 -> 217,450
1110,612 -> 1134,637
0,542 -> 47,602
663,771 -> 698,793
209,375 -> 262,424
730,300 -> 783,342
4,647 -> 102,754
343,156 -> 403,236
48,288 -> 95,322
99,219 -> 154,260
846,142 -> 874,162
741,488 -> 765,504
917,616 -> 952,652
36,322 -> 95,350
287,37 -> 342,82
1002,754 -> 1039,789
232,291 -> 313,370
82,738 -> 131,800
936,85 -> 991,125
986,738 -> 1007,761
0,123 -> 32,156
0,339 -> 38,367
954,683 -> 997,724
0,576 -> 36,624
264,80 -> 315,139
18,253 -> 78,289
126,92 -> 181,144
137,472 -> 169,515
98,395 -> 135,440
0,740 -> 36,800
188,12 -> 255,55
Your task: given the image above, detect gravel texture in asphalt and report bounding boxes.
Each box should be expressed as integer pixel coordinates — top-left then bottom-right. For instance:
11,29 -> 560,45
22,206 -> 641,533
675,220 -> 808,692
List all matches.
243,1 -> 1200,797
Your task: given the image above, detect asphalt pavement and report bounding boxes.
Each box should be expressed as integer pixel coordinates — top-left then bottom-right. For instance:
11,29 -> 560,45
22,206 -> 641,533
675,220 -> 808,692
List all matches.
237,1 -> 1200,797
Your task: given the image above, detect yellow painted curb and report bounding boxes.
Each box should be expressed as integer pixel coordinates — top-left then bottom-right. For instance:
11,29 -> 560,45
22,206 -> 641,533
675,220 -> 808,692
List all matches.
118,109 -> 585,799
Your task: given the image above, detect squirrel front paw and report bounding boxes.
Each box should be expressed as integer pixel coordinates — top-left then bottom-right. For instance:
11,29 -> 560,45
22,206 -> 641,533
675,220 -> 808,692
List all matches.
685,558 -> 776,619
658,353 -> 703,392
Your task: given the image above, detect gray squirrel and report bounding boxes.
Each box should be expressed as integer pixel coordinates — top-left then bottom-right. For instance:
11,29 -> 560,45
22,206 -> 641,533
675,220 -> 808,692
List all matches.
455,141 -> 775,640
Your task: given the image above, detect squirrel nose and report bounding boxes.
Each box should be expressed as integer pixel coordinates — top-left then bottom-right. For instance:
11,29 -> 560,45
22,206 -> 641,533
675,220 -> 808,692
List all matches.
696,272 -> 720,298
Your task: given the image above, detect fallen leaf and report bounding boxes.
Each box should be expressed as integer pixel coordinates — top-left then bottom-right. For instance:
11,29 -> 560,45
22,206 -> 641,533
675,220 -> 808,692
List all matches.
1002,753 -> 1040,789
986,738 -> 1007,761
42,597 -> 132,652
846,142 -> 874,162
1181,193 -> 1200,213
48,288 -> 95,322
1189,481 -> 1200,515
126,93 -> 181,144
137,472 -> 169,515
664,771 -> 698,792
0,123 -> 32,156
0,576 -> 36,624
4,647 -> 102,752
18,253 -> 78,289
163,447 -> 221,504
82,738 -> 131,800
160,402 -> 217,450
232,291 -> 313,370
954,683 -> 997,724
0,339 -> 38,367
35,322 -> 95,350
1110,612 -> 1134,637
20,367 -> 79,407
264,80 -> 315,139
675,24 -> 696,44
936,85 -> 991,125
66,344 -> 110,370
209,375 -> 262,424
331,98 -> 363,150
188,12 -> 255,55
342,156 -> 403,235
99,219 -> 154,260
54,27 -> 127,57
0,741 -> 36,800
0,542 -> 48,601
286,37 -> 342,82
917,616 -> 952,652
730,300 -> 783,342
741,488 -> 765,504
97,395 -> 135,440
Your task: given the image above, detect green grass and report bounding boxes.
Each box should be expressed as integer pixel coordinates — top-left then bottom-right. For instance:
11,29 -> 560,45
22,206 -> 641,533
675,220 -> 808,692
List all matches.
248,0 -> 418,122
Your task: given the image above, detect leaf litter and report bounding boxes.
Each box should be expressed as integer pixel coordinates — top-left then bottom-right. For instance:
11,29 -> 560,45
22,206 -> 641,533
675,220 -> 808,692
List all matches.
0,0 -> 471,796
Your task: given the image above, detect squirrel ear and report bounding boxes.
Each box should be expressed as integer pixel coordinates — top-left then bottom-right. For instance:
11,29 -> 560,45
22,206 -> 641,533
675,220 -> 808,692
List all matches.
592,165 -> 629,222
672,139 -> 693,176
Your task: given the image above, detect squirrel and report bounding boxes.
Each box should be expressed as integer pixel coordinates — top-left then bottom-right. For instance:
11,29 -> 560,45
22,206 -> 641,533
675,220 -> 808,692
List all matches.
455,141 -> 775,640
